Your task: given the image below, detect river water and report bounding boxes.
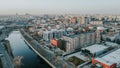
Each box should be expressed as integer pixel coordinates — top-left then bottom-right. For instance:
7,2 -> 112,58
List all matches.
6,31 -> 51,68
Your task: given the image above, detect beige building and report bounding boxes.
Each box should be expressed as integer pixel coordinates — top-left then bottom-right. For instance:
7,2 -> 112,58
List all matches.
62,31 -> 101,53
89,21 -> 103,26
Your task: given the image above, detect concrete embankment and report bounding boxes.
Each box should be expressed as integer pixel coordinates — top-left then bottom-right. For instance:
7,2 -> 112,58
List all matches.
20,30 -> 56,68
20,29 -> 75,68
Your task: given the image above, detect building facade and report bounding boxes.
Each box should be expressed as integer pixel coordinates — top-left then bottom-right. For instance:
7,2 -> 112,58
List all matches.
62,31 -> 101,53
43,29 -> 65,41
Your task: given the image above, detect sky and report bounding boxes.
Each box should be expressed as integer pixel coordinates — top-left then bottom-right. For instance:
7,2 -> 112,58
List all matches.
0,0 -> 119,15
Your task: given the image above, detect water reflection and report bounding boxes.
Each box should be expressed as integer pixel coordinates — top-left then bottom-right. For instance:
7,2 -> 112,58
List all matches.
6,31 -> 51,68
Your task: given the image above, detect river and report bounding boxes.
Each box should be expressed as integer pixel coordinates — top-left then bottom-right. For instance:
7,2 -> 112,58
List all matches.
6,31 -> 51,68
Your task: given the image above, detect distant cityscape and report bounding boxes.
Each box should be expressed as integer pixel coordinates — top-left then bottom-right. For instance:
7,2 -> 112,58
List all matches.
0,14 -> 120,68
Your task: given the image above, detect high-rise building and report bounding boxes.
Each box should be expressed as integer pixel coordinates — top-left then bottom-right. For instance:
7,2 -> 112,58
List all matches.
43,30 -> 53,41
79,16 -> 85,25
62,31 -> 101,53
78,16 -> 91,26
43,29 -> 65,41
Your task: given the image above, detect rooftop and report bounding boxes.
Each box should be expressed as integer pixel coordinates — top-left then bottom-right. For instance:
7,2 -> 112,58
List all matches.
43,29 -> 64,33
105,42 -> 118,46
82,44 -> 108,54
66,31 -> 95,38
95,48 -> 120,66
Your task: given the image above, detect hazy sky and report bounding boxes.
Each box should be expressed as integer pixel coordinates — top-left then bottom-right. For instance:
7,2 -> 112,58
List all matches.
0,0 -> 119,15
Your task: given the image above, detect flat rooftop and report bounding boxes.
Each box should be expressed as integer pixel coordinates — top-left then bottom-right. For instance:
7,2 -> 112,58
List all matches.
82,44 -> 108,54
66,31 -> 95,38
105,42 -> 118,46
95,48 -> 120,66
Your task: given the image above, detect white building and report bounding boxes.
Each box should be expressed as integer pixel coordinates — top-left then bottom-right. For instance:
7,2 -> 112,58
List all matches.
43,30 -> 53,41
43,29 -> 65,41
82,44 -> 108,57
90,21 -> 103,26
92,48 -> 120,68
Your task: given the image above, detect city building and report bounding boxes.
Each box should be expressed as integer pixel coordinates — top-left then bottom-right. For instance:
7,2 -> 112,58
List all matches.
78,16 -> 91,26
62,31 -> 101,53
102,32 -> 118,42
81,44 -> 108,57
70,17 -> 77,23
89,21 -> 103,26
92,48 -> 120,68
50,39 -> 66,51
43,30 -> 53,41
50,39 -> 58,46
29,26 -> 36,32
43,29 -> 65,41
